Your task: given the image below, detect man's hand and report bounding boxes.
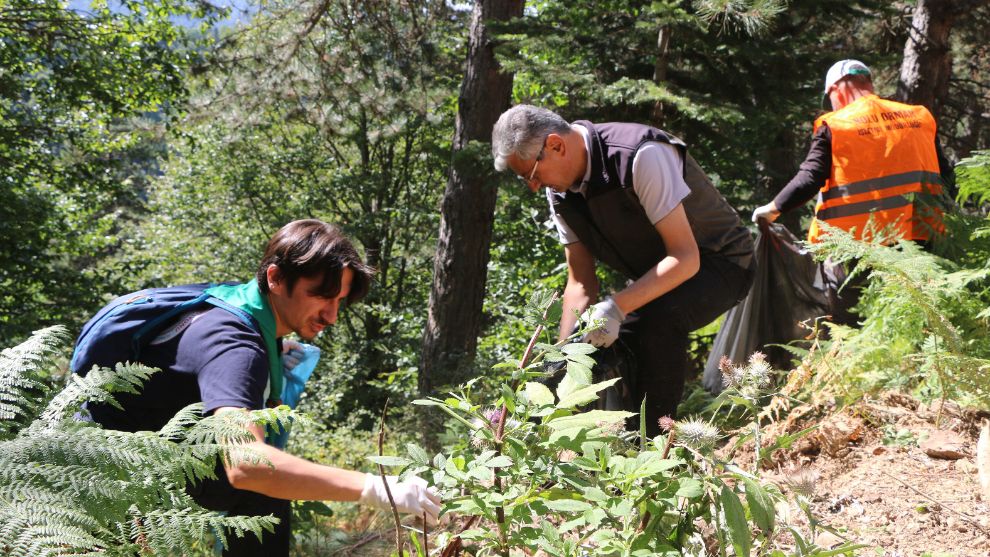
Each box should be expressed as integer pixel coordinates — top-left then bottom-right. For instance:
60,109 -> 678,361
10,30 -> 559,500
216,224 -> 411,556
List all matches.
359,474 -> 442,525
281,339 -> 305,372
752,201 -> 781,224
580,297 -> 626,348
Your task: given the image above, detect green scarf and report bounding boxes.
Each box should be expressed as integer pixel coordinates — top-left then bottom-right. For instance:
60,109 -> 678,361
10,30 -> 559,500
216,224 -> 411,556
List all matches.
205,279 -> 283,406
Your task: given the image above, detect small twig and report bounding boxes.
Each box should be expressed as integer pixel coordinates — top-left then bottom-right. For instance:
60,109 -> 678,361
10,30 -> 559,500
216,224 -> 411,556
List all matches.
378,399 -> 404,556
422,512 -> 429,556
661,428 -> 677,459
496,291 -> 559,443
880,470 -> 990,538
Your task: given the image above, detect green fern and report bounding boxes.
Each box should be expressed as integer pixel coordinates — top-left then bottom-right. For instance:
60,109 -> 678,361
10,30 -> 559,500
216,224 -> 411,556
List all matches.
806,224 -> 990,407
0,326 -> 291,555
0,326 -> 65,438
956,150 -> 990,205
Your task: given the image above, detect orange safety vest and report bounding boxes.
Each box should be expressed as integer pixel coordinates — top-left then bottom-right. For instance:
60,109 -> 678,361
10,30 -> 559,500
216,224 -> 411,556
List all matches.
807,95 -> 943,243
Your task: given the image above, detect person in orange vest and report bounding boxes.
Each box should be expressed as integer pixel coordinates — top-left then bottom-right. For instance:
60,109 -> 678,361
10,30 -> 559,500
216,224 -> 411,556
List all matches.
751,59 -> 953,324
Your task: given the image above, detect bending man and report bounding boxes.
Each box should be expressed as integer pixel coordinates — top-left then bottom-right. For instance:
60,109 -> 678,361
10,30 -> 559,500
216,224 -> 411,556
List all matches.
78,219 -> 440,556
492,105 -> 755,437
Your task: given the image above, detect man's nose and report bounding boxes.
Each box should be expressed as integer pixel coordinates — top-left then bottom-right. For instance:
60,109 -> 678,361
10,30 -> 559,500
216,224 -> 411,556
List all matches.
321,302 -> 339,325
528,180 -> 541,193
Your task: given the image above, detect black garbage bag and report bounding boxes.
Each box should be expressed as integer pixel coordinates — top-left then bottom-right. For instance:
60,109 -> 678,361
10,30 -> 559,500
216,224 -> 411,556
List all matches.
703,221 -> 828,393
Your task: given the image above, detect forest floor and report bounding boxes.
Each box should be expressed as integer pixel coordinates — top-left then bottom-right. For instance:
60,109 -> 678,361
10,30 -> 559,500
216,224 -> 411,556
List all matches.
744,391 -> 990,557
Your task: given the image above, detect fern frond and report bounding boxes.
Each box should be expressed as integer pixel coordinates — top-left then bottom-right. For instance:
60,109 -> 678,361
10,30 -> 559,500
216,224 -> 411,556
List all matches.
157,402 -> 205,440
0,326 -> 67,437
39,362 -> 158,427
0,331 -> 300,555
125,506 -> 277,555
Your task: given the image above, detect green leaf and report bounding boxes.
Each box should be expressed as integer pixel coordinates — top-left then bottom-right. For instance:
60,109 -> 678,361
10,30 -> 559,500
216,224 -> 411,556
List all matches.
582,486 -> 609,502
561,342 -> 597,355
639,395 -> 647,450
367,455 -> 411,467
544,499 -> 593,513
557,377 -> 620,409
742,477 -> 775,535
486,455 -> 513,468
524,382 -> 555,406
631,455 -> 682,478
406,443 -> 430,466
546,410 -> 635,431
565,360 -> 593,386
720,484 -> 752,557
676,478 -> 704,499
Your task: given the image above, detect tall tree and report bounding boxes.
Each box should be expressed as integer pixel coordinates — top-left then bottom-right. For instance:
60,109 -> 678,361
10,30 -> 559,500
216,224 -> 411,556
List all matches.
419,0 -> 525,399
0,0 -> 218,345
896,0 -> 990,116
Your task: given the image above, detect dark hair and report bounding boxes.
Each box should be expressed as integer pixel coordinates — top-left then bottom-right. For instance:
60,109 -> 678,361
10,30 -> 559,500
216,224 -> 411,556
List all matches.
256,219 -> 373,303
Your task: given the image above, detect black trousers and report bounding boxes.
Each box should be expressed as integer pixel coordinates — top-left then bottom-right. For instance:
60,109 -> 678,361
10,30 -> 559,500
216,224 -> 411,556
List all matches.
188,462 -> 293,556
623,255 -> 754,437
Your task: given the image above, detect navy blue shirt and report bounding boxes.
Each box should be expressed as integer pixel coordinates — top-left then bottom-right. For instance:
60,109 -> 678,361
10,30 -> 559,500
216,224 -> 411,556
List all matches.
88,307 -> 271,433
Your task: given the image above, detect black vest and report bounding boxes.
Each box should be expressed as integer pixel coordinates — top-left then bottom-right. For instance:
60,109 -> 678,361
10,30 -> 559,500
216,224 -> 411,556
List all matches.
550,121 -> 753,280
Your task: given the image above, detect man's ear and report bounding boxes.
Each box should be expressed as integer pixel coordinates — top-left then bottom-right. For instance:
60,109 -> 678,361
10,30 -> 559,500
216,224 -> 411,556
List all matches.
545,133 -> 565,155
266,264 -> 283,293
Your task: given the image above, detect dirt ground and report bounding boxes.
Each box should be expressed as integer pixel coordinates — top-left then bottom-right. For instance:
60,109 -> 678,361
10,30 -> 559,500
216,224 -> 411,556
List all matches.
754,392 -> 990,557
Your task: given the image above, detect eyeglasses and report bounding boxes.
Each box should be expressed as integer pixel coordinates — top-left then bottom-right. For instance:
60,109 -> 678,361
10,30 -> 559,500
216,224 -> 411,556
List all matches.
518,144 -> 546,187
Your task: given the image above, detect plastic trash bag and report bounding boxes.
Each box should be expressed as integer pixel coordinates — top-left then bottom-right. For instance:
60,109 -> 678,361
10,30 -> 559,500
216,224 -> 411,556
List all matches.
282,343 -> 320,408
703,222 -> 828,393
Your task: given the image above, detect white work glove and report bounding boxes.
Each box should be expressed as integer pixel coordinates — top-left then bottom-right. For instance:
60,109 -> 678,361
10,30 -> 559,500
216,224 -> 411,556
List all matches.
752,202 -> 781,224
281,339 -> 305,372
359,474 -> 441,525
580,297 -> 626,348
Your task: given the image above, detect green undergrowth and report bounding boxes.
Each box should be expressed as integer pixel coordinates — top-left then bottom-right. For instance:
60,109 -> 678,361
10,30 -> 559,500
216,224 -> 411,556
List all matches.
0,326 -> 295,556
369,295 -> 863,557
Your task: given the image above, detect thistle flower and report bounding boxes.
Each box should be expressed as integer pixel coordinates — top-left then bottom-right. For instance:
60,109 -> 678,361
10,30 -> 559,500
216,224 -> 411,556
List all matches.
719,355 -> 745,389
747,352 -> 773,389
657,416 -> 676,433
483,407 -> 503,427
674,418 -> 720,452
784,467 -> 818,497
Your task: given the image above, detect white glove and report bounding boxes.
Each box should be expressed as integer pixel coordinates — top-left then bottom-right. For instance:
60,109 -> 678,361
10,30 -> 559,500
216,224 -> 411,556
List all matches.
281,339 -> 305,372
752,202 -> 781,224
580,297 -> 626,348
359,474 -> 441,525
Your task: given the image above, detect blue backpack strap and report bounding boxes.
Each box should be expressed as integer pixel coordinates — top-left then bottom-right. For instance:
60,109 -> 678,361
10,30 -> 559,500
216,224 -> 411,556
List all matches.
131,292 -> 214,360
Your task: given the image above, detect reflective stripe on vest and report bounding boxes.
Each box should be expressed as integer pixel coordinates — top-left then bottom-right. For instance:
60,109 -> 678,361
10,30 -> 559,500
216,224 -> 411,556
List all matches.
808,95 -> 942,243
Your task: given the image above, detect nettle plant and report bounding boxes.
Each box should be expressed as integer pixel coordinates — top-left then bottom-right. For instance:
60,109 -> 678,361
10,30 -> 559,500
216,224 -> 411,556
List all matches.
388,295 -> 863,557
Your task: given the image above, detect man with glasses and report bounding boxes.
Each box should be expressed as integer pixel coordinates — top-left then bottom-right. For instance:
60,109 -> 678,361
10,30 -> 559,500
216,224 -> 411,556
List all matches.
752,59 -> 953,324
491,105 -> 754,436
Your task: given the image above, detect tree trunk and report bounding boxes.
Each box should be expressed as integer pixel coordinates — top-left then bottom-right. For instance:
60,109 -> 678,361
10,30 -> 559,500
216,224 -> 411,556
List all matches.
896,0 -> 988,116
419,0 -> 524,400
650,26 -> 671,127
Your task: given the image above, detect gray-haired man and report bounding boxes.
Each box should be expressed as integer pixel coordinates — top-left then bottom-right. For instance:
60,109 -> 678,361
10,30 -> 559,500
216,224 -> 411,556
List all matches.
491,105 -> 754,436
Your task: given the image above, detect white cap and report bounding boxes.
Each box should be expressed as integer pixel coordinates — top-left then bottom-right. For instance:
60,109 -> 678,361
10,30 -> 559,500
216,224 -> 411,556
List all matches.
822,59 -> 871,109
